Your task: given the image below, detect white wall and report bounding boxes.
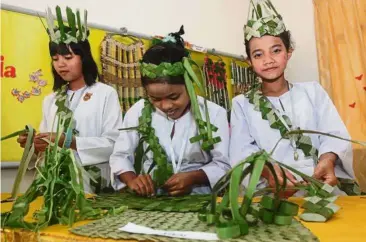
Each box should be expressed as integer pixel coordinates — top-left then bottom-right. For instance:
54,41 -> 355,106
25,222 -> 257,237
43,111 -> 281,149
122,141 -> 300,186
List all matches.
1,0 -> 319,83
1,169 -> 35,193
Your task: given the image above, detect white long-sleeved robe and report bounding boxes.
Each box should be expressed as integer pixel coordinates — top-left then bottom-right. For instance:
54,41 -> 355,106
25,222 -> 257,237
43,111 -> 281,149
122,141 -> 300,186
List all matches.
39,82 -> 123,193
230,81 -> 354,194
110,96 -> 230,194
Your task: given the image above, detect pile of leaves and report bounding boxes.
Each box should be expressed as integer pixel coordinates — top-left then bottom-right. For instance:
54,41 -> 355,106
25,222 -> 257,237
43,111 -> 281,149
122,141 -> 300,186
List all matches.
1,116 -> 110,230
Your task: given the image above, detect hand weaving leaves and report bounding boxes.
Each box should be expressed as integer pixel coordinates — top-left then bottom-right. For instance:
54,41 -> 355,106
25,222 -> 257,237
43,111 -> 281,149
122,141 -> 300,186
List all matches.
1,86 -> 107,231
120,99 -> 173,188
199,130 -> 366,239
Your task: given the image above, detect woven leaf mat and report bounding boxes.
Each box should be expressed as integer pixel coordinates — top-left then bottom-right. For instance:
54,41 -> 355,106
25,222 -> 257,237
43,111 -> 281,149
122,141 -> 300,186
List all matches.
70,209 -> 319,242
89,193 -> 211,212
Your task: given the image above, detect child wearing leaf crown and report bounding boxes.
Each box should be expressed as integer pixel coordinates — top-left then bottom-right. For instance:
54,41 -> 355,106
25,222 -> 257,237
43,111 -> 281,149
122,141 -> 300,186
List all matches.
16,7 -> 123,193
110,26 -> 230,197
230,0 -> 356,196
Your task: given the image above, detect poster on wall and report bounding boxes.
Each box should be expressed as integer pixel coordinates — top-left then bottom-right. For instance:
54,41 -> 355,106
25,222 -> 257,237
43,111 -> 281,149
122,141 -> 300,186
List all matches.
0,9 -> 106,161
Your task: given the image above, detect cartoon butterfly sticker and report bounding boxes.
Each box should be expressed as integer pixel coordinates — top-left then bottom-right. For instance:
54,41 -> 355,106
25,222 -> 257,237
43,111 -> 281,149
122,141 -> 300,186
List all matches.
23,91 -> 31,98
38,79 -> 48,87
31,87 -> 41,96
11,88 -> 20,96
17,95 -> 25,103
29,69 -> 43,82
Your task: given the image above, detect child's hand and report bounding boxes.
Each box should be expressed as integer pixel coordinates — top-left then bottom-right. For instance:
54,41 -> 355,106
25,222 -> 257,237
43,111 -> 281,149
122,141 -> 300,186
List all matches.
313,152 -> 337,186
17,130 -> 36,148
125,174 -> 155,197
34,132 -> 65,152
163,170 -> 208,196
163,172 -> 194,196
17,133 -> 29,148
261,164 -> 298,198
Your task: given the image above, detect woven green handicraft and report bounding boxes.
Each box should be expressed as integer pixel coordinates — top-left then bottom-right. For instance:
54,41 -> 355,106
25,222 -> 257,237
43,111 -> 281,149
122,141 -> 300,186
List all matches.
44,6 -> 89,44
71,209 -> 319,242
197,130 -> 366,239
0,85 -> 108,231
90,193 -> 211,212
244,0 -> 286,41
71,130 -> 365,240
140,61 -> 185,79
55,85 -> 103,192
245,85 -> 318,161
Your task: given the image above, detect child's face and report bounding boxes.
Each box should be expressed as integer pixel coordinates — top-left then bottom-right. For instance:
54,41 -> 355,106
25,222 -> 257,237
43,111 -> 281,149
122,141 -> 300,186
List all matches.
248,35 -> 292,82
52,47 -> 83,82
145,82 -> 190,120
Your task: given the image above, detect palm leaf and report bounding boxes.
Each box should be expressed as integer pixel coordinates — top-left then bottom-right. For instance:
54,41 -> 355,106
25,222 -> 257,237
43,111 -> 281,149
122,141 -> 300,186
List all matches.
1,125 -> 35,202
285,129 -> 366,146
134,139 -> 145,175
55,6 -> 66,41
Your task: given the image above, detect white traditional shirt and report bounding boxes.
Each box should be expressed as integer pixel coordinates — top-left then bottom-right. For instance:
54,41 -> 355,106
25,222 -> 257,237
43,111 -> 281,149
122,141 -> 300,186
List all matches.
110,96 -> 231,194
230,81 -> 354,194
39,82 -> 123,193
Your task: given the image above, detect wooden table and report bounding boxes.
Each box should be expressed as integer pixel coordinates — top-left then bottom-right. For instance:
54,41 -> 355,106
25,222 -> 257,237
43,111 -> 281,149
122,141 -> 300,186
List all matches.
1,193 -> 366,242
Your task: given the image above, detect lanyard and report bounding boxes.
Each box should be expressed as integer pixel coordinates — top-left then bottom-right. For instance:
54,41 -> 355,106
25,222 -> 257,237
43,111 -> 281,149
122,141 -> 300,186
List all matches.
169,122 -> 191,174
67,86 -> 88,112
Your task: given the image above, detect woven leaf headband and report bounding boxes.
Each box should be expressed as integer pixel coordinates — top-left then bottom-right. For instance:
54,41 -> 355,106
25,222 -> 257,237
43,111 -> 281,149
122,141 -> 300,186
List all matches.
244,0 -> 286,41
44,6 -> 89,44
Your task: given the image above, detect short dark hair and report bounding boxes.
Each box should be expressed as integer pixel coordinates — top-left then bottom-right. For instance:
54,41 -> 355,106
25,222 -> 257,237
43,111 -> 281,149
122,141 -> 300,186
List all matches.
141,26 -> 188,86
49,31 -> 99,91
245,30 -> 294,60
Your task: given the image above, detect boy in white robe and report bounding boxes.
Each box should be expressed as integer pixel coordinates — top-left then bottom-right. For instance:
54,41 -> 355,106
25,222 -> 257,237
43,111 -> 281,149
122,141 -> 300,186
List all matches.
17,16 -> 122,194
230,0 -> 357,196
110,26 -> 230,196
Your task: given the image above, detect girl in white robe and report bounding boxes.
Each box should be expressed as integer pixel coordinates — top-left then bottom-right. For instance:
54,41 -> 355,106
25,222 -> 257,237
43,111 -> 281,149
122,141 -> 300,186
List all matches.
110,27 -> 230,196
230,82 -> 354,195
17,31 -> 122,194
231,0 -> 355,196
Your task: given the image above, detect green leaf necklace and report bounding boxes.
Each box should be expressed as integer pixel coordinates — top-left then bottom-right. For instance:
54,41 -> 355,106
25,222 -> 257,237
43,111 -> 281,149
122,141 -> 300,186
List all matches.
264,82 -> 300,160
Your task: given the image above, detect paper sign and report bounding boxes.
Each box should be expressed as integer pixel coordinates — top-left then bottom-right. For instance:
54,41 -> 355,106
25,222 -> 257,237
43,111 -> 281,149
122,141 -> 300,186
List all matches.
190,44 -> 208,53
119,222 -> 219,241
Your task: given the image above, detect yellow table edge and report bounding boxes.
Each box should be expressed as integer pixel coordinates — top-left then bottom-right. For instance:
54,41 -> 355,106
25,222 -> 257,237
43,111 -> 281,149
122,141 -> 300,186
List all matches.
1,194 -> 366,242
